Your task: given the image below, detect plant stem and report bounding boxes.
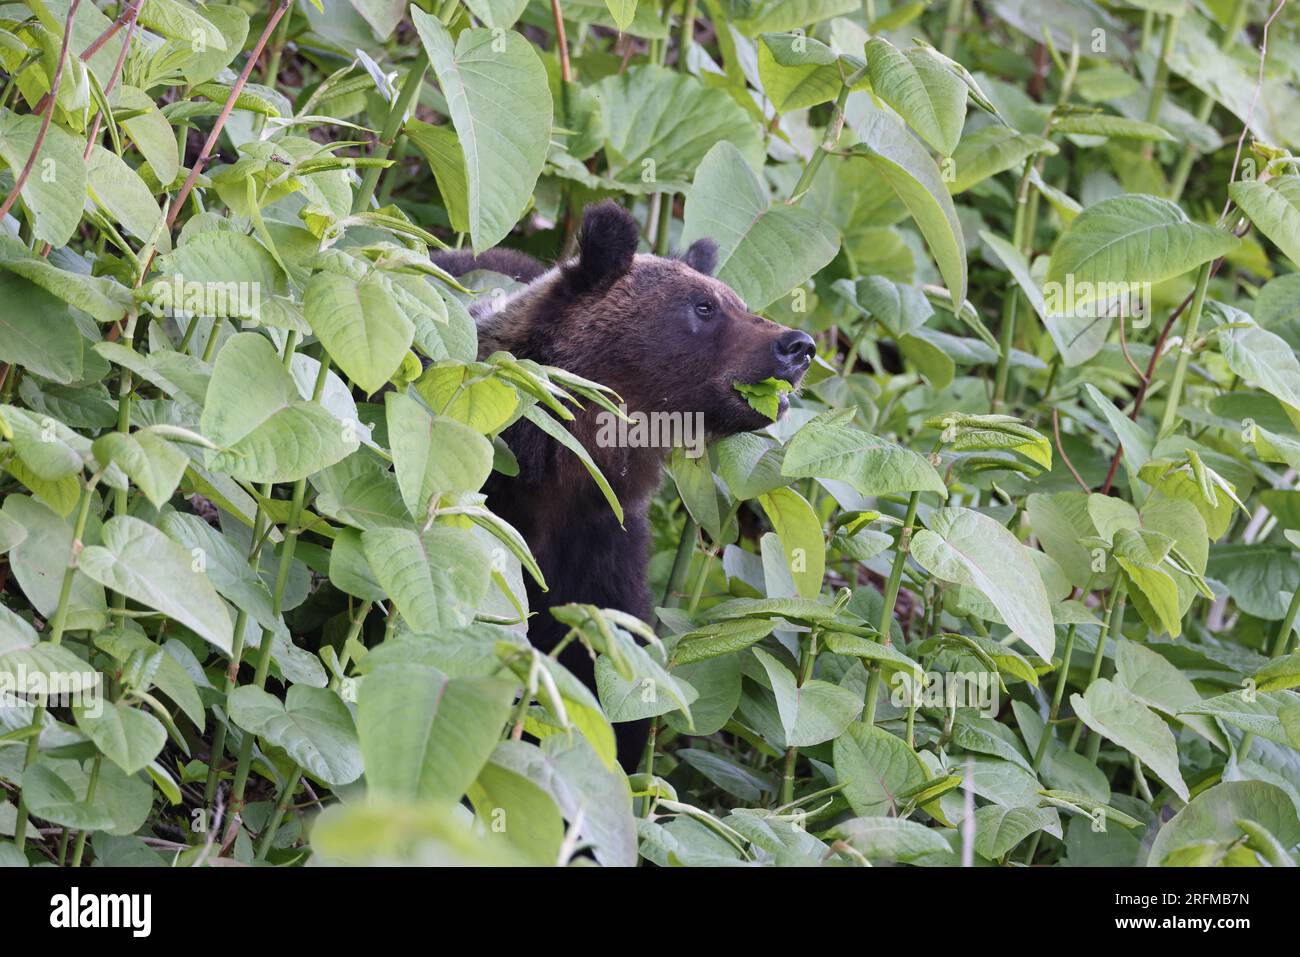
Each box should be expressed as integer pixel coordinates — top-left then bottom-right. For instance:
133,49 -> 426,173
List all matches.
550,0 -> 571,82
1144,15 -> 1179,129
660,515 -> 698,611
224,353 -> 330,839
654,191 -> 673,256
254,765 -> 302,860
331,601 -> 374,687
1031,573 -> 1095,771
68,754 -> 103,866
13,477 -> 99,849
352,48 -> 430,213
1156,259 -> 1211,439
1169,0 -> 1249,200
940,0 -> 963,58
165,0 -> 292,232
865,490 -> 922,722
1067,580 -> 1126,753
1238,582 -> 1300,761
0,0 -> 80,224
788,68 -> 865,205
262,2 -> 294,85
781,633 -> 820,804
677,0 -> 697,69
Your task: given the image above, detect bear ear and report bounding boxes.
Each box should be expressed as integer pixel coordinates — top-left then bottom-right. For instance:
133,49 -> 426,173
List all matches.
567,201 -> 639,293
681,238 -> 717,276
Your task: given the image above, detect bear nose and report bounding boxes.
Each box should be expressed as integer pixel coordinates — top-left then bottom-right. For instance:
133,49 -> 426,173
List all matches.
774,330 -> 816,370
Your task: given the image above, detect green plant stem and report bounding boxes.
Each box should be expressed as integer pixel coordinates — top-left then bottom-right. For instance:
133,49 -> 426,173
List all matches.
660,515 -> 698,610
261,2 -> 294,86
1156,259 -> 1211,438
638,718 -> 658,818
1144,15 -> 1179,129
225,352 -> 330,835
200,316 -> 224,362
13,477 -> 99,849
254,765 -> 302,860
677,0 -> 697,68
352,51 -> 429,213
788,68 -> 865,205
1238,583 -> 1300,761
331,601 -> 374,686
940,0 -> 963,58
1067,580 -> 1126,753
1169,0 -> 1249,199
654,191 -> 673,256
68,754 -> 103,866
865,490 -> 922,722
781,633 -> 820,804
1032,574 -> 1097,771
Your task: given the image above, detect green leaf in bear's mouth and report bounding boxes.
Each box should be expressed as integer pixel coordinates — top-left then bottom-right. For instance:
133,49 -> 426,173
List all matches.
733,377 -> 794,420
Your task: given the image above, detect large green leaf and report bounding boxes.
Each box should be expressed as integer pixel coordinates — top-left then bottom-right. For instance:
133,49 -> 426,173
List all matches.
866,38 -> 967,156
151,231 -> 283,319
91,430 -> 188,510
946,127 -> 1056,194
681,142 -> 839,310
361,526 -> 491,631
1046,195 -> 1238,310
832,722 -> 928,816
0,271 -> 84,384
757,486 -> 825,600
201,332 -> 358,482
228,685 -> 362,786
753,648 -> 861,747
386,391 -> 493,517
598,65 -> 763,191
1070,679 -> 1188,801
1230,176 -> 1300,272
73,701 -> 166,776
1220,321 -> 1300,412
757,33 -> 844,114
0,109 -> 86,247
1147,781 -> 1300,866
0,236 -> 133,324
358,663 -> 516,802
782,409 -> 947,497
1,495 -> 107,633
910,507 -> 1055,659
304,270 -> 413,395
0,604 -> 98,693
849,111 -> 967,302
78,516 -> 233,655
412,11 -> 552,252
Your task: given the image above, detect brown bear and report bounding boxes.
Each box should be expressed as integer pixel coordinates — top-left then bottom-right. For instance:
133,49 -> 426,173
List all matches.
433,202 -> 815,770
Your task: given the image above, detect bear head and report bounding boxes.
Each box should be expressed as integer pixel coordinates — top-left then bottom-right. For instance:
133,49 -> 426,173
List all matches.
475,201 -> 816,440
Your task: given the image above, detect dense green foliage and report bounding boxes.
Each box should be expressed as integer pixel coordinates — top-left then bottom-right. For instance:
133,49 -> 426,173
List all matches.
2,0 -> 1300,868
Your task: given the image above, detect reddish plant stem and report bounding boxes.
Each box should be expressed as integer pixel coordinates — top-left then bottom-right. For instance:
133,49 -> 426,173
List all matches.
1096,244 -> 1239,494
32,0 -> 143,114
0,0 -> 81,225
550,0 -> 572,82
1053,408 -> 1090,493
81,0 -> 144,162
81,0 -> 143,62
163,0 -> 292,233
34,0 -> 145,260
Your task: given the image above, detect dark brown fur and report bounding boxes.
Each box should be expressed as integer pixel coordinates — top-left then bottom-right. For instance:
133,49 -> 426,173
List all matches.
433,202 -> 814,770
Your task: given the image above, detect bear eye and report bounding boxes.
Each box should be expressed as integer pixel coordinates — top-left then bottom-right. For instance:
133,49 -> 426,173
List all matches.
694,299 -> 716,318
